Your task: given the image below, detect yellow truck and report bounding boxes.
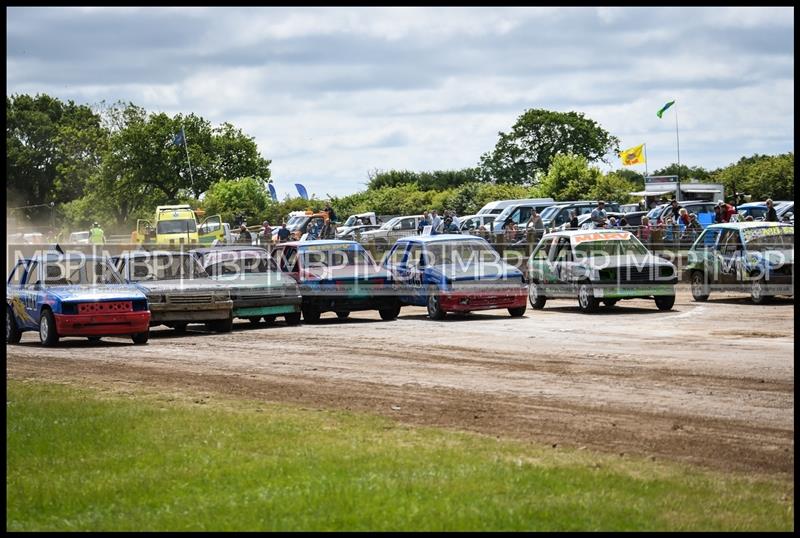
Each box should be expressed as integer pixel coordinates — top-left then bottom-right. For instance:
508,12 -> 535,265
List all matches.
135,205 -> 225,246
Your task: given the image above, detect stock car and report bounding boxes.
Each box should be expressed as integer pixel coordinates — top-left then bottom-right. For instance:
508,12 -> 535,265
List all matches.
191,246 -> 302,326
114,250 -> 234,332
270,240 -> 401,323
687,222 -> 794,304
6,252 -> 151,346
383,234 -> 528,320
526,229 -> 678,313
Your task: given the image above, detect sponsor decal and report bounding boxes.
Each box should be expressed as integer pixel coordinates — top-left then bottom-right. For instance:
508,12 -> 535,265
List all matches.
742,225 -> 793,242
572,232 -> 632,244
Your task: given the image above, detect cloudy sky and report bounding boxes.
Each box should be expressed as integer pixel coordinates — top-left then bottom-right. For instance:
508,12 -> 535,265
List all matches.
7,6 -> 794,197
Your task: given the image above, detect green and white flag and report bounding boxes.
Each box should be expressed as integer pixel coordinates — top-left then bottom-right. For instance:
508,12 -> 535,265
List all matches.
657,100 -> 675,119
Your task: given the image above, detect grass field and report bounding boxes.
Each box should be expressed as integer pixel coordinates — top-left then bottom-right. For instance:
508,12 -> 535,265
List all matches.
6,380 -> 793,531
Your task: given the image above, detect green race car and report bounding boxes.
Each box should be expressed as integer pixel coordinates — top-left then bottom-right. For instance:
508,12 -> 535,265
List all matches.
527,229 -> 678,313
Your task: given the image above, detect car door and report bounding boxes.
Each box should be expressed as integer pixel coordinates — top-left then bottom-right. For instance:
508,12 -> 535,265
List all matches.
527,237 -> 553,289
21,261 -> 42,326
7,261 -> 33,330
717,229 -> 742,286
384,242 -> 412,300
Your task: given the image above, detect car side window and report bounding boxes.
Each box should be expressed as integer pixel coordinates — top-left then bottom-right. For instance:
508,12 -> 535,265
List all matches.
386,244 -> 409,267
8,262 -> 26,286
531,242 -> 549,260
24,262 -> 40,288
720,230 -> 741,254
551,238 -> 572,262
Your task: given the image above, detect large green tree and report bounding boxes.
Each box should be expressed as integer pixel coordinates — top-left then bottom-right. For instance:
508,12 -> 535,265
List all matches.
201,177 -> 272,225
652,163 -> 711,182
478,109 -> 620,185
535,154 -> 603,201
711,153 -> 794,201
366,168 -> 481,191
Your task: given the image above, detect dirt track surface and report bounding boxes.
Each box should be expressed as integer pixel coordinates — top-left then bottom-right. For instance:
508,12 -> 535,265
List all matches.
7,288 -> 794,476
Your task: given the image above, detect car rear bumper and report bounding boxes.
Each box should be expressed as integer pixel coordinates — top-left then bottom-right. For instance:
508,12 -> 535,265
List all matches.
54,311 -> 151,336
303,296 -> 398,313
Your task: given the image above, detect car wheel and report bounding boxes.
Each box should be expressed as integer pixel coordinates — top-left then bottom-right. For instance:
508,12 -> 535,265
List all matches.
654,295 -> 676,311
262,315 -> 277,325
172,322 -> 188,334
302,306 -> 321,324
750,278 -> 772,304
528,280 -> 547,309
284,312 -> 302,326
379,302 -> 401,320
690,271 -> 710,302
577,282 -> 599,313
39,309 -> 60,347
508,305 -> 527,317
426,285 -> 446,320
602,299 -> 618,308
336,311 -> 351,320
246,316 -> 263,325
207,315 -> 233,333
131,331 -> 149,345
87,336 -> 102,343
6,306 -> 22,344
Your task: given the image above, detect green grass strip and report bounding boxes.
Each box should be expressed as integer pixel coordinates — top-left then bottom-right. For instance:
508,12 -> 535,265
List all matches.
6,380 -> 793,531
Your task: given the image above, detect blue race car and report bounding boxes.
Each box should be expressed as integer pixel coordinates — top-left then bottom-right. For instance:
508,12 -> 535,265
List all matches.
6,252 -> 151,346
383,234 -> 528,320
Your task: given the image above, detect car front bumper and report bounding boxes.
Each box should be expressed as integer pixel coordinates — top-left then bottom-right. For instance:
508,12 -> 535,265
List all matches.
54,311 -> 151,336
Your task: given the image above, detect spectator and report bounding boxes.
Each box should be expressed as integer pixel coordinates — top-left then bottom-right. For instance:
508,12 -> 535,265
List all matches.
503,220 -> 518,243
619,216 -> 629,228
443,216 -> 459,233
261,220 -> 272,246
718,201 -> 737,223
608,216 -> 618,228
324,203 -> 337,223
669,199 -> 683,221
681,213 -> 702,241
89,222 -> 105,245
678,207 -> 691,227
526,210 -> 545,242
639,216 -> 652,242
765,199 -> 778,222
430,210 -> 442,234
236,224 -> 252,244
590,201 -> 607,228
277,222 -> 290,243
569,211 -> 579,229
417,211 -> 430,234
713,205 -> 723,224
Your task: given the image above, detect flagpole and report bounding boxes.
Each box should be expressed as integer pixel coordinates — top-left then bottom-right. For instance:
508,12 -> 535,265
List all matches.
674,102 -> 680,169
643,143 -> 648,177
181,124 -> 196,196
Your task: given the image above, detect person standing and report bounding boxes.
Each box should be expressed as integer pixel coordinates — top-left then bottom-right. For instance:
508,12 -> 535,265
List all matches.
277,222 -> 290,243
764,199 -> 778,222
261,220 -> 273,247
324,203 -> 337,223
638,216 -> 652,243
89,222 -> 105,245
669,199 -> 683,221
718,201 -> 736,223
417,211 -> 430,235
569,211 -> 579,229
526,209 -> 544,243
430,210 -> 442,235
590,201 -> 607,228
236,224 -> 252,244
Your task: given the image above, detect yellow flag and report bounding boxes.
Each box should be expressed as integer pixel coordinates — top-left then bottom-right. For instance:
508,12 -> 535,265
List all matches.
620,144 -> 645,166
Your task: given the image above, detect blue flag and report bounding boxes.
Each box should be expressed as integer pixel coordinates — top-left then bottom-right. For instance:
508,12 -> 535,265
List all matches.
295,183 -> 309,200
268,183 -> 278,202
172,127 -> 185,146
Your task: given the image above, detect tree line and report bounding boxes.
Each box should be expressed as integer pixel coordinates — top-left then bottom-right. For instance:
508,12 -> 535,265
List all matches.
7,93 -> 794,233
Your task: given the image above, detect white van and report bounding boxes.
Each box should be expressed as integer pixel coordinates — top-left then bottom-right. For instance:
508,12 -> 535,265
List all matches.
490,200 -> 561,236
477,198 -> 555,215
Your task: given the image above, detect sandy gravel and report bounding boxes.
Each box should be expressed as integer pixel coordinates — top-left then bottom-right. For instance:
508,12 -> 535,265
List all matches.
7,287 -> 794,476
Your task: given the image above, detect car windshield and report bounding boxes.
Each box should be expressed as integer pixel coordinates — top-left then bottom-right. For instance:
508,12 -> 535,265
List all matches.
343,216 -> 358,227
424,241 -> 500,266
379,218 -> 399,230
203,250 -> 278,276
742,227 -> 794,251
299,245 -> 375,268
157,219 -> 197,234
540,206 -> 561,220
43,258 -> 122,285
647,205 -> 666,220
739,207 -> 767,219
573,235 -> 650,257
128,254 -> 208,281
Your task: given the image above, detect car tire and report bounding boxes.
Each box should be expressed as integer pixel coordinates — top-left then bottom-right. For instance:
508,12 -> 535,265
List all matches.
528,280 -> 547,309
577,282 -> 599,313
426,285 -> 446,320
172,322 -> 188,333
750,277 -> 772,305
246,316 -> 263,325
379,302 -> 401,321
690,271 -> 710,302
6,306 -> 22,345
131,331 -> 149,345
87,336 -> 102,343
336,311 -> 351,320
284,312 -> 302,326
508,305 -> 527,317
39,308 -> 60,347
302,306 -> 321,324
654,295 -> 676,311
207,315 -> 233,333
602,299 -> 618,308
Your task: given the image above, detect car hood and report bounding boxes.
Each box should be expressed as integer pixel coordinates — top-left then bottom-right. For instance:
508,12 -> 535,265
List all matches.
130,278 -> 227,293
45,285 -> 148,301
580,254 -> 674,270
425,262 -> 523,282
210,272 -> 299,290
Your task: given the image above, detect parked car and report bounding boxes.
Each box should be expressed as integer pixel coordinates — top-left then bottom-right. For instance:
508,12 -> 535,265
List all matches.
687,222 -> 794,304
191,246 -> 302,326
270,240 -> 401,323
6,252 -> 150,346
526,229 -> 678,313
491,200 -> 566,237
645,201 -> 717,224
358,215 -> 423,251
459,214 -> 496,234
336,212 -> 378,238
114,250 -> 234,332
335,224 -> 381,241
539,201 -> 622,230
477,198 -> 555,216
383,234 -> 527,320
68,231 -> 91,244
